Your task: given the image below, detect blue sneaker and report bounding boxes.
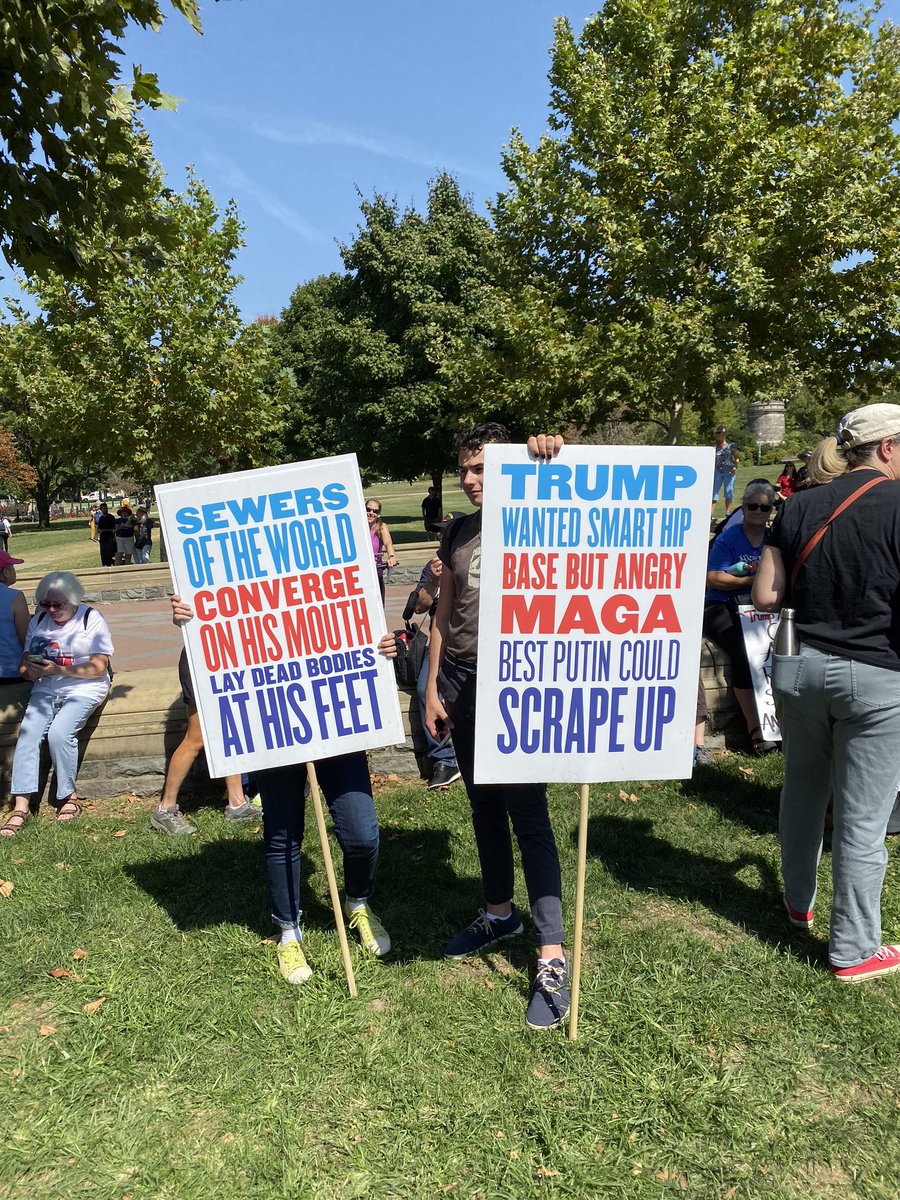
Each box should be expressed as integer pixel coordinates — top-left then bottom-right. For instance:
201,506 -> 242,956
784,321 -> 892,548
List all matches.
443,907 -> 524,959
525,958 -> 570,1030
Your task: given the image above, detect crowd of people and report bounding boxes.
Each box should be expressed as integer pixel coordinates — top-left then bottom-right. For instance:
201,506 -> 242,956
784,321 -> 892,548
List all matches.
3,411 -> 900,1032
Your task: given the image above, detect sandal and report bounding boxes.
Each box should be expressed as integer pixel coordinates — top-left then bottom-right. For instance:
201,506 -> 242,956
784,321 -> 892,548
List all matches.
0,809 -> 30,837
56,798 -> 83,822
750,728 -> 778,756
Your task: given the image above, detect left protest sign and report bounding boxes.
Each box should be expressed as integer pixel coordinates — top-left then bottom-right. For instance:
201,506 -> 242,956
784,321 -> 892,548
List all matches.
155,455 -> 405,777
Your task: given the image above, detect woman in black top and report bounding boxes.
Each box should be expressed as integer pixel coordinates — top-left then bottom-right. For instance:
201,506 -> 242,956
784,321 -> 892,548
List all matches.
753,403 -> 900,983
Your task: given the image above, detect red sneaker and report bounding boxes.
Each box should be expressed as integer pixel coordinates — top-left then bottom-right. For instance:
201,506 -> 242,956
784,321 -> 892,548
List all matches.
783,895 -> 814,931
831,945 -> 900,983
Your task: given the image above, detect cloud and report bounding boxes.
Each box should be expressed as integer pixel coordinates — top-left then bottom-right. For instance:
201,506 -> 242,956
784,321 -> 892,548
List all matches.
248,117 -> 497,186
204,151 -> 327,243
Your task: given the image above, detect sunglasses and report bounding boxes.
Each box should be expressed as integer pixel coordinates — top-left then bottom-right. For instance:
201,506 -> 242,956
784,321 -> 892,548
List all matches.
366,507 -> 380,515
744,503 -> 772,513
39,600 -> 68,610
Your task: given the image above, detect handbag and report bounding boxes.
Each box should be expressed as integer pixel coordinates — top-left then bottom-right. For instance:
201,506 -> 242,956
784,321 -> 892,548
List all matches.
393,621 -> 428,689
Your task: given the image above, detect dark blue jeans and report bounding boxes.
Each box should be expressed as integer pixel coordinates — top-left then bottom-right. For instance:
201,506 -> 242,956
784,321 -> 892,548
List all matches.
256,752 -> 379,931
440,657 -> 565,946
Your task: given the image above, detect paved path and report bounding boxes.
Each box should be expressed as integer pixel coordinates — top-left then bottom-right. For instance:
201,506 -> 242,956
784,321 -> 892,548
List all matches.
103,584 -> 417,672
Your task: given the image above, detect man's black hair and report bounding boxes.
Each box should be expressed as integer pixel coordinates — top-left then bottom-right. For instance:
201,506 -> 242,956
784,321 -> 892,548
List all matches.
456,422 -> 510,456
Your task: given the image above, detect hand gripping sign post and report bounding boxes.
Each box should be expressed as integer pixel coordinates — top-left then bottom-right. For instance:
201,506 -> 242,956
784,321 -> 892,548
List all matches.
156,455 -> 404,997
476,445 -> 713,1038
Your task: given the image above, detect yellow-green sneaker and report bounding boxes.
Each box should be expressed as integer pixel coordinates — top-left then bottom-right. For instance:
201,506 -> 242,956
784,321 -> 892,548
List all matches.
345,902 -> 391,957
277,939 -> 312,985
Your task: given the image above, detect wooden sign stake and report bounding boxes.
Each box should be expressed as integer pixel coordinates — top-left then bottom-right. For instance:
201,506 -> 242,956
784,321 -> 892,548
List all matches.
307,762 -> 357,998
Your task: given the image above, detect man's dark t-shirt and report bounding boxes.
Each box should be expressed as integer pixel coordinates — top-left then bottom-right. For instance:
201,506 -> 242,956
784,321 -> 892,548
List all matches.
437,511 -> 481,663
96,513 -> 116,542
769,469 -> 900,669
422,494 -> 441,524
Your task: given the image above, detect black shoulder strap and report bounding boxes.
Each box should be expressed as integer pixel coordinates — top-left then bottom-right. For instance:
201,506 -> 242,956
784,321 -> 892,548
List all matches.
83,606 -> 93,629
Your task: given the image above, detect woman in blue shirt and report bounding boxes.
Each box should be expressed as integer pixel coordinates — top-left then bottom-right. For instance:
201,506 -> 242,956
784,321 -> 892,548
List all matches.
703,481 -> 778,754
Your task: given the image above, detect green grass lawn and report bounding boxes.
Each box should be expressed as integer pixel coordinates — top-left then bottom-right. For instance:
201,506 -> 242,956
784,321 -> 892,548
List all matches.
1,755 -> 899,1199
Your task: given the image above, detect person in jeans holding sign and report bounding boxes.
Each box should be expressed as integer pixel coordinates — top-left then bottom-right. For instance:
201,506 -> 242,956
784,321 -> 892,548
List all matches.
702,481 -> 778,755
753,403 -> 900,983
171,596 -> 399,986
424,425 -> 569,1031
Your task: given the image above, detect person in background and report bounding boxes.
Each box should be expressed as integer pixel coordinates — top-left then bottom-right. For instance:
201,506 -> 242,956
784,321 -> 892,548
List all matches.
149,645 -> 261,836
2,572 -> 113,835
0,515 -> 11,553
425,425 -> 570,1031
366,499 -> 397,601
775,459 -> 797,501
702,481 -> 779,755
411,516 -> 461,790
421,486 -> 442,535
170,595 -> 399,986
711,425 -> 740,518
804,437 -> 848,488
0,550 -> 29,684
114,505 -> 136,566
794,449 -> 812,489
95,503 -> 116,566
753,402 -> 900,983
132,507 -> 155,565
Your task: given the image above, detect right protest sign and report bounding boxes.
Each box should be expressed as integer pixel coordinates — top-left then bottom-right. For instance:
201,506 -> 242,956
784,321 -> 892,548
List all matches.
474,445 -> 713,784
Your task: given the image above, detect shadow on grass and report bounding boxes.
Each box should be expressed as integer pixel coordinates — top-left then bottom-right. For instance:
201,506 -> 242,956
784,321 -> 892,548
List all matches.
582,813 -> 826,963
125,822 -> 484,963
683,758 -> 782,836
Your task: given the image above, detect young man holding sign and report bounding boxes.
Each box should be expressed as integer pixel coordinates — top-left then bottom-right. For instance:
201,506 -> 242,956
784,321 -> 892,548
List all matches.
425,425 -> 569,1030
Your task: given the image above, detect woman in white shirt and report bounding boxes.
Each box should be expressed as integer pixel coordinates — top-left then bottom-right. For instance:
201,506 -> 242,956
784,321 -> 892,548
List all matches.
1,572 -> 114,836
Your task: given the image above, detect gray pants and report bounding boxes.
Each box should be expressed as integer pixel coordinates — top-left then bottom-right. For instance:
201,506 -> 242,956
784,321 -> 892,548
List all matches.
774,646 -> 900,968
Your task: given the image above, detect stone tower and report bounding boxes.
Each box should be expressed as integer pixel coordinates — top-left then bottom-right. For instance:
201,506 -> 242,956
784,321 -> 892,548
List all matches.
748,399 -> 786,447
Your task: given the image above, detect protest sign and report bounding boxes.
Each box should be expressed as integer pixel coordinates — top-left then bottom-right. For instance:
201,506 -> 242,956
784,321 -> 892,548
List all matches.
738,606 -> 782,743
474,445 -> 713,784
155,456 -> 404,777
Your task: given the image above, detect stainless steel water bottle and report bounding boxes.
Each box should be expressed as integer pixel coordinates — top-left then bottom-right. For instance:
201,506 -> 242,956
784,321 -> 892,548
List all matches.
773,607 -> 798,656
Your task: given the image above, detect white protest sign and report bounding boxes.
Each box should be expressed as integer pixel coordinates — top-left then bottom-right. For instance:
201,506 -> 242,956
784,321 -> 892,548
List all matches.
474,444 -> 714,783
155,455 -> 404,777
738,606 -> 782,743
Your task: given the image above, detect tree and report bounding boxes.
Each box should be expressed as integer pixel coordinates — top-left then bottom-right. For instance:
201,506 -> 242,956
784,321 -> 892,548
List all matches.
1,0 -> 201,280
0,172 -> 287,527
455,0 -> 900,443
276,175 -> 501,488
0,427 -> 35,497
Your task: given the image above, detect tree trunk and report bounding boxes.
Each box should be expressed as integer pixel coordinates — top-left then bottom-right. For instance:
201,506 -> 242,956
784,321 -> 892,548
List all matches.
34,485 -> 52,530
665,400 -> 685,446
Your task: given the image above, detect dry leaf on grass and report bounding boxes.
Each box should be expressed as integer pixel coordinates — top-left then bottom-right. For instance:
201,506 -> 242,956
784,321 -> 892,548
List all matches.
112,830 -> 127,838
82,997 -> 107,1016
72,949 -> 87,961
11,1067 -> 20,1078
738,767 -> 755,776
38,1024 -> 57,1036
619,790 -> 629,800
0,880 -> 14,899
535,1166 -> 560,1179
48,968 -> 71,979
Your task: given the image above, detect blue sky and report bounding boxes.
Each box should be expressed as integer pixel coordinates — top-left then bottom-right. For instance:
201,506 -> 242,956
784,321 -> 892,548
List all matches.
124,1 -> 598,319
